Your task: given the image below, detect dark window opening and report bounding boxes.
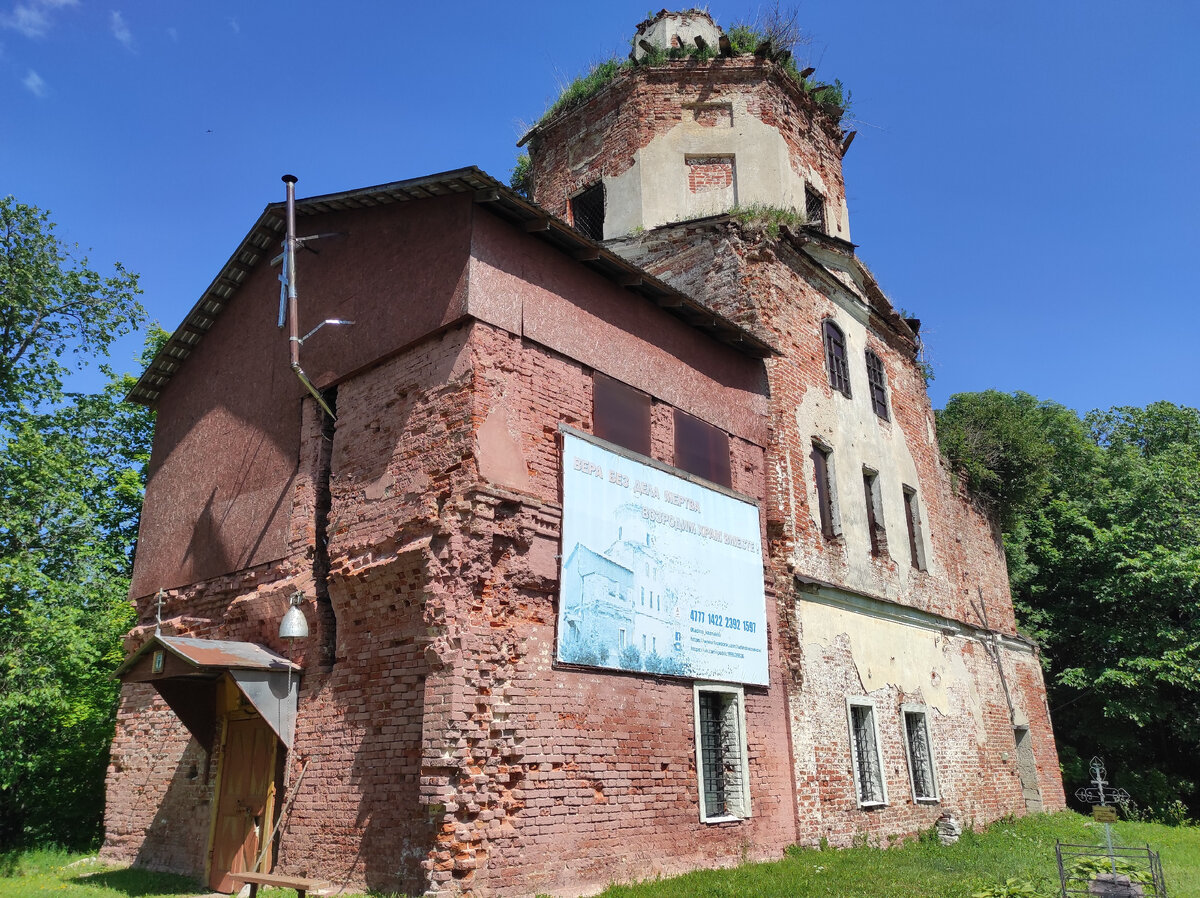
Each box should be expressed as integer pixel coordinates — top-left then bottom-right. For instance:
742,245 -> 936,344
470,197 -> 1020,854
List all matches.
805,185 -> 826,232
571,182 -> 606,241
863,469 -> 886,556
593,373 -> 651,456
823,319 -> 851,397
811,442 -> 835,539
674,409 -> 732,487
903,485 -> 925,570
866,350 -> 889,420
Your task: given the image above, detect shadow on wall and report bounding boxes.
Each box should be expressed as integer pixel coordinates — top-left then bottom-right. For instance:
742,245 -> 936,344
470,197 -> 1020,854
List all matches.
131,740 -> 213,880
337,559 -> 437,895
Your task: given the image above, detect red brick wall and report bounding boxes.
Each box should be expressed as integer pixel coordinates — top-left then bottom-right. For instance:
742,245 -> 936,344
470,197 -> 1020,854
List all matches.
101,686 -> 213,877
687,157 -> 734,193
409,323 -> 790,896
130,195 -> 473,599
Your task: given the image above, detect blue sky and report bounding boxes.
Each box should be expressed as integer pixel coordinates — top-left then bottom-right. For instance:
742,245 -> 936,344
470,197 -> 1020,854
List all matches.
3,1 -> 1197,414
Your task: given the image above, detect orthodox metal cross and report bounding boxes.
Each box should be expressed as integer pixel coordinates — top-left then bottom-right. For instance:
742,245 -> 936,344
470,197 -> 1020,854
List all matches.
1074,756 -> 1132,883
1075,756 -> 1130,807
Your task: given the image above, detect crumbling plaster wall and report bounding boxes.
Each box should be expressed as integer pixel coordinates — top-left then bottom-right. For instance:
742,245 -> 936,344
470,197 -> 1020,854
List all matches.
614,220 -> 1016,630
607,216 -> 1063,840
790,595 -> 1063,845
528,60 -> 849,242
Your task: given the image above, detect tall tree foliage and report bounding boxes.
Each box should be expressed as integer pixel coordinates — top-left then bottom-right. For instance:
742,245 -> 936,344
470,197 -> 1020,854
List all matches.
0,196 -> 153,847
938,392 -> 1200,820
1,197 -> 142,408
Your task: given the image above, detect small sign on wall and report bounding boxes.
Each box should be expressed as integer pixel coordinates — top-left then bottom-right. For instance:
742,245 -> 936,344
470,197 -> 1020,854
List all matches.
557,429 -> 768,685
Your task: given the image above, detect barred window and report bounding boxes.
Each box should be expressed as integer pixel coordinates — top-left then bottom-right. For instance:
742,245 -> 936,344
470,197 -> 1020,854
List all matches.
805,184 -> 826,233
903,707 -> 939,801
695,684 -> 751,821
848,699 -> 887,807
823,320 -> 851,397
866,349 -> 889,420
570,182 -> 605,241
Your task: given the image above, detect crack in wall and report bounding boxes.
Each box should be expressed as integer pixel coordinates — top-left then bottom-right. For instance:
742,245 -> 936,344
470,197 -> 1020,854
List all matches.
313,386 -> 338,669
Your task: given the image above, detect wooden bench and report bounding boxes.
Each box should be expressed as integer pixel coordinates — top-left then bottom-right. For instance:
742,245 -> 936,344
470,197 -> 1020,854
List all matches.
230,872 -> 331,898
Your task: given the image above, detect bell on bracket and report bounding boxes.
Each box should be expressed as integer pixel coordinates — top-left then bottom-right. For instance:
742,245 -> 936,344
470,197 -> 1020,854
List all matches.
279,591 -> 310,640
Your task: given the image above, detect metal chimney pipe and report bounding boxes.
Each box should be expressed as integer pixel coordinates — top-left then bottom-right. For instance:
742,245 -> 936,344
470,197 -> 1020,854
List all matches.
283,174 -> 300,369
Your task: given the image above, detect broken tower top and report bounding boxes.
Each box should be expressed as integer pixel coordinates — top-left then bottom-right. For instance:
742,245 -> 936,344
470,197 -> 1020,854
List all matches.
631,9 -> 721,61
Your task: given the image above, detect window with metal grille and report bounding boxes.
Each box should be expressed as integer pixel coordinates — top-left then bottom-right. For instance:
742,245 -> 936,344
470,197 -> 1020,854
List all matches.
593,373 -> 651,457
866,350 -> 889,420
694,684 -> 750,821
823,320 -> 851,397
863,468 -> 886,556
698,692 -> 726,816
903,485 -> 927,570
811,442 -> 837,539
848,700 -> 887,806
805,185 -> 826,232
674,409 -> 732,487
571,182 -> 606,241
903,707 -> 938,801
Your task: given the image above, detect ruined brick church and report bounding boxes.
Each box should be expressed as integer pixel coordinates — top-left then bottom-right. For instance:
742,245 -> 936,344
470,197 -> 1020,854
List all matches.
103,11 -> 1064,897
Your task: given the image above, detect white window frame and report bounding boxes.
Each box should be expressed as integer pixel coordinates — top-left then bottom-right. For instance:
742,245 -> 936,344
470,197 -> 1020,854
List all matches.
901,703 -> 939,803
693,682 -> 752,823
846,696 -> 888,808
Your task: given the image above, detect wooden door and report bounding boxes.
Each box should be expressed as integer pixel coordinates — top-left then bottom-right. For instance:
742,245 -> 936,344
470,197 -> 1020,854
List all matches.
208,713 -> 278,892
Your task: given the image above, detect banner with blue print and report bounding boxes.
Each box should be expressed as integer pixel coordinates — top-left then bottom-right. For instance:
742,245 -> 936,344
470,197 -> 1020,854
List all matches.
557,428 -> 768,686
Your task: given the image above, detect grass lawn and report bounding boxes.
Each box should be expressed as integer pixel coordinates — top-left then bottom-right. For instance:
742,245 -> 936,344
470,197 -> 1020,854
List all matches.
1,812 -> 1196,898
597,812 -> 1200,898
0,847 -> 198,898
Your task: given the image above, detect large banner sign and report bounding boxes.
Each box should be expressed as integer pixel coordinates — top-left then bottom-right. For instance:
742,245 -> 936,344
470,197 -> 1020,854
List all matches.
557,429 -> 768,685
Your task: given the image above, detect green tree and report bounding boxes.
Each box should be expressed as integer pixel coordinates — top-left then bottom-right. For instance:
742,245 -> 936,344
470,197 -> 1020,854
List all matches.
0,197 -> 154,847
0,195 -> 142,409
0,346 -> 162,847
938,393 -> 1200,820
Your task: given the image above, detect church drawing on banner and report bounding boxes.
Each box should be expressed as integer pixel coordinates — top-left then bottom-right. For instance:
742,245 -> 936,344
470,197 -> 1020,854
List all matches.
102,10 -> 1065,898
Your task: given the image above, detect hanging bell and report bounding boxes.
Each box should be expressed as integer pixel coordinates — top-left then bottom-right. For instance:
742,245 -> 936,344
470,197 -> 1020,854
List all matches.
279,591 -> 310,640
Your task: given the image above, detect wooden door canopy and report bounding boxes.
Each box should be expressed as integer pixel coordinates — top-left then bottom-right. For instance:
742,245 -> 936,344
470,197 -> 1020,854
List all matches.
115,634 -> 301,749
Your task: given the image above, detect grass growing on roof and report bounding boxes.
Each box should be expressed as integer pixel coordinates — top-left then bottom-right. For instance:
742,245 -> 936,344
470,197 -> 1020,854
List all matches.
537,23 -> 850,128
729,203 -> 808,238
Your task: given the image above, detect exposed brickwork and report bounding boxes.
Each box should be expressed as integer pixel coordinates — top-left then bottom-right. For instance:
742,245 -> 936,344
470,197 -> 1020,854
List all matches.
101,686 -> 213,877
687,157 -> 734,193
